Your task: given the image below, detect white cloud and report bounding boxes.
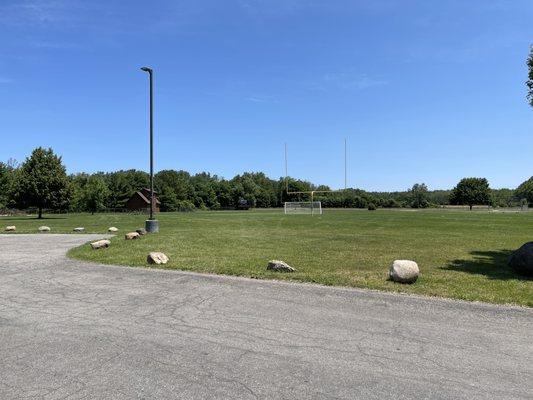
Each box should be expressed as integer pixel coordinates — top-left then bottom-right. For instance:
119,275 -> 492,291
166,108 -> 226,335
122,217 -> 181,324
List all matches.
0,0 -> 86,28
311,72 -> 388,91
245,95 -> 276,103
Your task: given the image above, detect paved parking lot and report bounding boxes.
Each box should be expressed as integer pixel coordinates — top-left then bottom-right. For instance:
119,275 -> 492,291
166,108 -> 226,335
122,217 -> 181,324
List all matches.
1,234 -> 532,399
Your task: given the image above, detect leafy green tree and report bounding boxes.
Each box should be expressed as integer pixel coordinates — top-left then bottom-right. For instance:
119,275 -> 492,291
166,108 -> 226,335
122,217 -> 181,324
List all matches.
515,177 -> 533,206
409,183 -> 429,208
105,170 -> 149,209
491,188 -> 516,208
159,186 -> 179,211
449,178 -> 491,210
155,170 -> 192,201
81,176 -> 110,214
0,162 -> 12,209
526,46 -> 533,107
14,148 -> 70,218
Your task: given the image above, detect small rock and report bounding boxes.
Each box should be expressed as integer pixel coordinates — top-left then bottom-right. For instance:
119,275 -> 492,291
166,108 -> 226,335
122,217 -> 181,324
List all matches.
147,252 -> 169,265
136,228 -> 147,236
38,226 -> 51,232
108,227 -> 119,232
5,226 -> 16,232
508,242 -> 533,277
267,260 -> 296,272
73,227 -> 85,232
125,232 -> 140,240
90,239 -> 111,250
389,260 -> 419,284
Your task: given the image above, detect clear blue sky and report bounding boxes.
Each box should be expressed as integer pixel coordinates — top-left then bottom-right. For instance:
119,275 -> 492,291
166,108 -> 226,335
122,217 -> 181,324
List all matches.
0,0 -> 532,191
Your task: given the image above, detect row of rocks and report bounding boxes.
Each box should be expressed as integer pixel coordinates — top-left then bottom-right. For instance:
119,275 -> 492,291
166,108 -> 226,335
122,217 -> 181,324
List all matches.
266,259 -> 422,284
91,226 -> 169,265
4,226 -> 120,232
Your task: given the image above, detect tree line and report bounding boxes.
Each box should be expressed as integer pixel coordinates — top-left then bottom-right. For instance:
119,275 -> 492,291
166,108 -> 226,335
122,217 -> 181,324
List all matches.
1,147 -> 532,217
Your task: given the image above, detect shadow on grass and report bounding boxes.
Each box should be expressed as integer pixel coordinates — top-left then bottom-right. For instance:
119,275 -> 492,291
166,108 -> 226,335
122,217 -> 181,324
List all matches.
443,250 -> 532,281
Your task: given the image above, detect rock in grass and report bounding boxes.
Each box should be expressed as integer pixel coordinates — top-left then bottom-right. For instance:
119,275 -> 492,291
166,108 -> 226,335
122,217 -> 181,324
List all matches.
5,226 -> 16,232
147,252 -> 169,265
38,226 -> 51,232
108,227 -> 119,232
125,232 -> 140,240
73,227 -> 85,232
389,260 -> 419,284
90,239 -> 111,250
267,260 -> 296,272
508,242 -> 533,277
136,228 -> 147,236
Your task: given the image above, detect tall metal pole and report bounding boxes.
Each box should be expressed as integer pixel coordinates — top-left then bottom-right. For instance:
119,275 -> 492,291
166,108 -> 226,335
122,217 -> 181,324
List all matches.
141,66 -> 158,232
149,70 -> 154,220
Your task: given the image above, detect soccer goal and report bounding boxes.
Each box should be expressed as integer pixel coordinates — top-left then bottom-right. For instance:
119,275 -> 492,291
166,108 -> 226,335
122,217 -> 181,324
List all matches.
284,201 -> 323,215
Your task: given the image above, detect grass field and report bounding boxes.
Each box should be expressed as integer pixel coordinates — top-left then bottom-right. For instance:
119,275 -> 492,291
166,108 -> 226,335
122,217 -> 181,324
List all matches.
2,209 -> 532,306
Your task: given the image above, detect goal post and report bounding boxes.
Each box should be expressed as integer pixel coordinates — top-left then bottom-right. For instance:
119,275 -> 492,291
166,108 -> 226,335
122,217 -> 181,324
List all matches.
284,201 -> 323,215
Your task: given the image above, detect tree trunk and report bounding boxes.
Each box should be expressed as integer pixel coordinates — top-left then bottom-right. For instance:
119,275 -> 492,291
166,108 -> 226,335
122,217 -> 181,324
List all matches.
38,206 -> 43,219
469,204 -> 473,211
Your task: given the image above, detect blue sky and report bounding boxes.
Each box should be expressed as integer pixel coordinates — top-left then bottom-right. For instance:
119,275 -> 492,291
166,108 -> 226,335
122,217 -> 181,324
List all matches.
0,0 -> 532,191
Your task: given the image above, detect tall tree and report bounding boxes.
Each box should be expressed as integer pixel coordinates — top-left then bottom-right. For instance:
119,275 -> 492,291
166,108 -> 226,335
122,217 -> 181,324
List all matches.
449,178 -> 491,210
81,176 -> 110,214
526,46 -> 533,107
409,183 -> 429,208
515,177 -> 533,206
0,162 -> 12,209
15,147 -> 70,218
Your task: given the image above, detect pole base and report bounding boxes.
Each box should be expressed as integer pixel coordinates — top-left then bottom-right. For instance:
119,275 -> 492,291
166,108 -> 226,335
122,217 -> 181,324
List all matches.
145,219 -> 159,233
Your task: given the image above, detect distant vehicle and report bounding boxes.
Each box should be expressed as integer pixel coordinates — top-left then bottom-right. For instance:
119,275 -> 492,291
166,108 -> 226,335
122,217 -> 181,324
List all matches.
236,199 -> 251,210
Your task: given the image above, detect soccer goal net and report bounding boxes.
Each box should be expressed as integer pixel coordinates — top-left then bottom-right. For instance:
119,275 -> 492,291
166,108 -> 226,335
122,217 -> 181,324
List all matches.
284,201 -> 323,215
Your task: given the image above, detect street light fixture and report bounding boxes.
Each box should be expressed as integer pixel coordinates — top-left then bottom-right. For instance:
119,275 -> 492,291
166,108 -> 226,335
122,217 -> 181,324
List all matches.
141,66 -> 159,233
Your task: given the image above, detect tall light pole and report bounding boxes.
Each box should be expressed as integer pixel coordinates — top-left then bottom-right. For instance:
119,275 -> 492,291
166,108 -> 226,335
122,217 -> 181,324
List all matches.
141,66 -> 158,233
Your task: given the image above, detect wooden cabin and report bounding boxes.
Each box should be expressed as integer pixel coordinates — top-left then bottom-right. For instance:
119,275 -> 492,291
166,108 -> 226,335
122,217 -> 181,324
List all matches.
125,188 -> 160,213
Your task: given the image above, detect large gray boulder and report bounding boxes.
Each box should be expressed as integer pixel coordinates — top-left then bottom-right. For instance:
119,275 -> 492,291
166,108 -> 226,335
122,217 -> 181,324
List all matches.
73,227 -> 85,232
5,226 -> 16,232
108,227 -> 119,232
389,260 -> 419,284
508,242 -> 533,277
38,226 -> 51,232
125,232 -> 140,240
267,260 -> 296,272
147,252 -> 169,265
90,239 -> 111,250
136,228 -> 147,236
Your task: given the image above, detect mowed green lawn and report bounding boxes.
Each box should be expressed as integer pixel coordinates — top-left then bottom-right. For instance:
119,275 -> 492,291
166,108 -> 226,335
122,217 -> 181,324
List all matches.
2,209 -> 532,306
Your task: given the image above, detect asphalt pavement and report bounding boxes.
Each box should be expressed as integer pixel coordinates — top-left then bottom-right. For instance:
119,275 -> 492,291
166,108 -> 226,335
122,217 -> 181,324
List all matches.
1,234 -> 531,399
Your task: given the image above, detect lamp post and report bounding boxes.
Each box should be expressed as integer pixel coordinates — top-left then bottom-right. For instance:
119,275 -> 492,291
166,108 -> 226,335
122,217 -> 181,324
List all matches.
141,66 -> 159,233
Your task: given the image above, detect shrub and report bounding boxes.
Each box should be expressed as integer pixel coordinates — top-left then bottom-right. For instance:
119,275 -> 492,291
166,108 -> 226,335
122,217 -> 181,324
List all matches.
176,200 -> 196,212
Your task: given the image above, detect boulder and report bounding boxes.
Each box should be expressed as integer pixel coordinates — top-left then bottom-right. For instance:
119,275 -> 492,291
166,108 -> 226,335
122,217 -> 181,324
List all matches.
5,226 -> 16,232
108,227 -> 119,232
147,252 -> 169,265
267,260 -> 296,272
38,226 -> 51,232
508,242 -> 533,277
389,260 -> 419,284
90,239 -> 111,250
136,228 -> 147,236
73,227 -> 85,232
125,232 -> 140,240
